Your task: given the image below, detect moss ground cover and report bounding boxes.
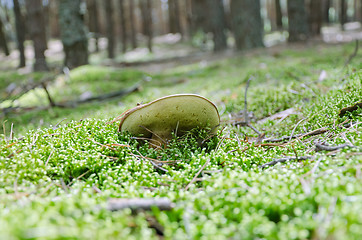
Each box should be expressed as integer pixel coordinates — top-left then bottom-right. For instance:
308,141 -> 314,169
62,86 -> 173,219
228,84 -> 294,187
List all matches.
0,42 -> 361,239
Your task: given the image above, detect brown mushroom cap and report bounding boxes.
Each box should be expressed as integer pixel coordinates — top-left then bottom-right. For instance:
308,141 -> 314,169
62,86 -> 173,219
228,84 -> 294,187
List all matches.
118,94 -> 220,145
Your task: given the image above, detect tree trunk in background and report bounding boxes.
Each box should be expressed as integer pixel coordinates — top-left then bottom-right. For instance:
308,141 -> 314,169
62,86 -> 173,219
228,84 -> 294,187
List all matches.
275,0 -> 283,29
230,0 -> 264,50
357,0 -> 362,22
267,0 -> 277,31
139,0 -> 153,52
309,0 -> 322,36
287,0 -> 308,42
340,0 -> 347,29
25,0 -> 48,71
119,0 -> 127,53
48,0 -> 60,38
185,0 -> 193,38
190,0 -> 209,34
0,16 -> 9,56
168,0 -> 182,35
322,0 -> 331,23
87,0 -> 100,52
105,0 -> 115,58
59,0 -> 88,69
13,0 -> 26,68
209,0 -> 227,52
129,0 -> 137,49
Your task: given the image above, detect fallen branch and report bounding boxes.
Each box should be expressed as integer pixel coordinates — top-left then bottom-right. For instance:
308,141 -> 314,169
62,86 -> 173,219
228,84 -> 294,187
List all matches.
107,198 -> 174,211
1,84 -> 141,117
260,155 -> 313,169
185,157 -> 211,191
233,76 -> 261,135
343,40 -> 359,69
315,142 -> 355,152
339,101 -> 362,117
263,127 -> 328,143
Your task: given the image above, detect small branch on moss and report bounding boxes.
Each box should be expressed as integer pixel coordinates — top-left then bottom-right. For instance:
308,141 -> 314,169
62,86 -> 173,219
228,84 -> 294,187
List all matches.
233,77 -> 261,136
260,155 -> 313,169
344,40 -> 359,68
244,77 -> 252,124
315,142 -> 355,152
263,127 -> 328,143
107,198 -> 174,211
41,82 -> 56,107
339,102 -> 362,117
185,157 -> 211,190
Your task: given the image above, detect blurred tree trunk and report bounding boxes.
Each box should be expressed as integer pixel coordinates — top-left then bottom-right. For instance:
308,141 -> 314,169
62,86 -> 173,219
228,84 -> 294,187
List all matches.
267,0 -> 277,31
13,0 -> 26,68
25,0 -> 48,71
209,0 -> 227,52
48,0 -> 60,38
309,0 -> 322,36
340,0 -> 347,29
275,0 -> 283,29
287,0 -> 308,42
357,0 -> 362,22
87,0 -> 100,52
230,0 -> 264,50
129,0 -> 137,49
139,0 -> 153,52
0,16 -> 9,56
119,0 -> 127,53
322,0 -> 331,23
59,0 -> 88,69
168,0 -> 182,35
185,0 -> 192,38
105,0 -> 115,58
190,0 -> 209,35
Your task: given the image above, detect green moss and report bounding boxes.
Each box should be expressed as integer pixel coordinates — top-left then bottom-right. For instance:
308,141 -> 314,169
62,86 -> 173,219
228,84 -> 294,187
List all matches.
0,43 -> 361,239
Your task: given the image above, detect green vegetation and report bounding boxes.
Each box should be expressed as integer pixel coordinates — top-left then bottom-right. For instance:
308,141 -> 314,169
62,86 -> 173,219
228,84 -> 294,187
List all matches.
0,42 -> 361,239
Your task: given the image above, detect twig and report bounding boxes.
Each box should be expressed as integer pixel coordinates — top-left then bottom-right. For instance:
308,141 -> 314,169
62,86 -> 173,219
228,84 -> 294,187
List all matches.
107,198 -> 174,211
339,101 -> 362,117
289,118 -> 307,142
263,127 -> 328,143
131,151 -> 169,172
260,156 -> 313,169
9,123 -> 14,141
344,40 -> 359,68
92,186 -> 102,194
2,120 -> 7,142
244,77 -> 252,124
185,157 -> 211,190
315,142 -> 354,152
45,150 -> 54,166
53,118 -> 67,130
233,76 -> 261,135
138,125 -> 167,145
41,82 -> 56,107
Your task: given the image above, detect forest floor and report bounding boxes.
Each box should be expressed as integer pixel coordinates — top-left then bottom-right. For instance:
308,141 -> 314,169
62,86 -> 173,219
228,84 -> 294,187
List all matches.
0,25 -> 361,239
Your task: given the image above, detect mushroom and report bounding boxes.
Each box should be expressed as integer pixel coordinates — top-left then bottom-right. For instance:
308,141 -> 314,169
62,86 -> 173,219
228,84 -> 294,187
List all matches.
118,94 -> 220,147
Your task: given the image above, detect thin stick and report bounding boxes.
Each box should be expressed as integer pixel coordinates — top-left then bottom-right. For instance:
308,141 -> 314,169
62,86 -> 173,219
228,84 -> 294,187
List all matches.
244,77 -> 252,124
289,118 -> 307,142
45,150 -> 54,166
344,40 -> 359,68
107,198 -> 174,211
139,125 -> 167,145
185,158 -> 211,190
315,142 -> 354,152
260,156 -> 312,169
9,123 -> 14,141
3,120 -> 7,142
41,82 -> 56,107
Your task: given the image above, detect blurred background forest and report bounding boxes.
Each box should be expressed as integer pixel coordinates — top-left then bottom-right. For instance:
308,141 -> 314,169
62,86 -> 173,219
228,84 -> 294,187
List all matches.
0,0 -> 361,72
